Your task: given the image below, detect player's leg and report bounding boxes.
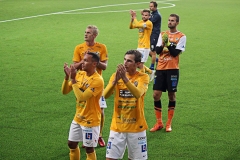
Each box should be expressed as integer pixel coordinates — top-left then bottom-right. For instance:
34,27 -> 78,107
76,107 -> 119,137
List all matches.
149,35 -> 158,70
99,96 -> 107,147
149,50 -> 157,69
127,131 -> 148,160
68,120 -> 82,160
82,125 -> 100,159
166,69 -> 179,132
138,48 -> 156,81
150,70 -> 167,132
106,131 -> 127,160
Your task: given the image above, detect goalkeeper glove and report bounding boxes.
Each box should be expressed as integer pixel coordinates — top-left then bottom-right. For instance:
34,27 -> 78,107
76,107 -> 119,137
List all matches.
162,33 -> 171,47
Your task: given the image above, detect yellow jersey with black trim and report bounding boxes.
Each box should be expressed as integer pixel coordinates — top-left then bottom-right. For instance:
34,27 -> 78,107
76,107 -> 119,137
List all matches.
108,72 -> 149,132
129,19 -> 153,49
72,42 -> 108,76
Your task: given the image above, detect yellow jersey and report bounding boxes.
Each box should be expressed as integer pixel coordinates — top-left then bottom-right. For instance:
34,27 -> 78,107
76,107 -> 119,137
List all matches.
105,71 -> 149,132
62,71 -> 104,127
129,19 -> 153,49
72,42 -> 108,76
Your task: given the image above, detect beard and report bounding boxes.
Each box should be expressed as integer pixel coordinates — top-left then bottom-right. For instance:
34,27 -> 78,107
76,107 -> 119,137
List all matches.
168,25 -> 175,29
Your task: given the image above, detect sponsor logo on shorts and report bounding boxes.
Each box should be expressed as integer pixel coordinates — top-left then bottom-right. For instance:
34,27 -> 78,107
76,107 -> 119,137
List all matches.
138,137 -> 146,140
172,80 -> 177,87
83,129 -> 92,132
85,133 -> 92,140
107,142 -> 112,149
138,137 -> 146,145
141,144 -> 147,152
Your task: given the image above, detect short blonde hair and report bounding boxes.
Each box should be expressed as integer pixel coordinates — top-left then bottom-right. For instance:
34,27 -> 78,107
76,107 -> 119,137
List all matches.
87,25 -> 99,36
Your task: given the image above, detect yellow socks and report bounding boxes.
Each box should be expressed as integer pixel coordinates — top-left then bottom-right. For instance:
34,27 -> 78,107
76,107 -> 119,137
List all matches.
86,151 -> 96,160
69,146 -> 80,160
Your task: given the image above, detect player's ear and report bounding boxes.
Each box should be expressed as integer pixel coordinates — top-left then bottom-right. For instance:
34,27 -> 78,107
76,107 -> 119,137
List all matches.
136,62 -> 141,68
93,61 -> 98,67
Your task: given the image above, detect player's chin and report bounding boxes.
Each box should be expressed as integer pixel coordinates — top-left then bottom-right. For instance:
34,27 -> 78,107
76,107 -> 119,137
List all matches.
82,66 -> 86,71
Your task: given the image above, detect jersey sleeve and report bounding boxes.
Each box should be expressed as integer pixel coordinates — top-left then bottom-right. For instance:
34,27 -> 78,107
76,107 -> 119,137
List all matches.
61,79 -> 73,94
125,73 -> 149,98
130,19 -> 144,28
156,33 -> 163,47
88,77 -> 104,97
176,35 -> 186,52
146,21 -> 153,30
100,44 -> 108,62
72,45 -> 81,62
72,83 -> 93,101
103,73 -> 116,98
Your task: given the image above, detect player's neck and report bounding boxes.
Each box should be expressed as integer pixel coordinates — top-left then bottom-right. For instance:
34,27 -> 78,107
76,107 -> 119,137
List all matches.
86,41 -> 95,47
127,70 -> 137,76
170,28 -> 177,33
86,69 -> 96,77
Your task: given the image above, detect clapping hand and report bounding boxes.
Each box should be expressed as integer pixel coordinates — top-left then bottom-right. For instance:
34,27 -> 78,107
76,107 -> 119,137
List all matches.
64,63 -> 70,80
162,32 -> 170,47
70,64 -> 77,83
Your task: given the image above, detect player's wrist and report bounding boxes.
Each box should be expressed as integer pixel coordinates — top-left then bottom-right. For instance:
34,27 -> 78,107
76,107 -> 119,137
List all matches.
65,76 -> 69,80
122,77 -> 129,84
71,79 -> 76,84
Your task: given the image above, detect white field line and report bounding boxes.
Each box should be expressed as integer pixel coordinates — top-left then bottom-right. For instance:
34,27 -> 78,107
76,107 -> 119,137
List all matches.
0,1 -> 177,23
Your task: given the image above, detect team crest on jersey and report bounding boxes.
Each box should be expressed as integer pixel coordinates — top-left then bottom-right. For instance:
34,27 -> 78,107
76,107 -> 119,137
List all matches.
139,28 -> 144,32
134,81 -> 138,87
85,133 -> 92,140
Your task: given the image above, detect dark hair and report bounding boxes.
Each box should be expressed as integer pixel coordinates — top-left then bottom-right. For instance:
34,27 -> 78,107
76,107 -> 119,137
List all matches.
125,50 -> 142,63
87,52 -> 100,63
170,14 -> 180,22
150,1 -> 157,7
142,9 -> 151,15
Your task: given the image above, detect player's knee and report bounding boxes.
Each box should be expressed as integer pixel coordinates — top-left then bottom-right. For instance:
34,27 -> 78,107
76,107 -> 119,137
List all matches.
68,141 -> 78,149
168,92 -> 176,101
153,93 -> 160,101
85,147 -> 94,153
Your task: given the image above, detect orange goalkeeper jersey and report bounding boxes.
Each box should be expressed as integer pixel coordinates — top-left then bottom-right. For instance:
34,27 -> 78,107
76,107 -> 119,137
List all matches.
129,19 -> 153,49
72,42 -> 108,76
104,71 -> 149,132
62,71 -> 104,127
156,31 -> 185,70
